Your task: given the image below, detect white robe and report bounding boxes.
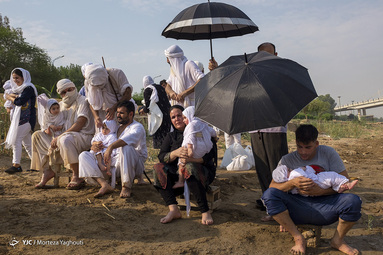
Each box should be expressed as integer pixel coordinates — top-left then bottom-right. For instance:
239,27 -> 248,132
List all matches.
51,95 -> 95,169
166,60 -> 204,107
79,120 -> 147,189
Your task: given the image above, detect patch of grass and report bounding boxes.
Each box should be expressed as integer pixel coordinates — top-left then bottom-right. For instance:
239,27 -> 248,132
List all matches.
288,120 -> 376,139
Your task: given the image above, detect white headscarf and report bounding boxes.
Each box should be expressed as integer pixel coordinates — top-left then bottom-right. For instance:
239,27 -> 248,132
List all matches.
164,45 -> 190,106
103,119 -> 118,134
3,80 -> 11,91
4,68 -> 38,149
56,79 -> 78,108
142,75 -> 158,103
9,68 -> 38,95
182,106 -> 213,153
43,99 -> 65,130
81,62 -> 93,77
84,64 -> 116,111
3,80 -> 14,108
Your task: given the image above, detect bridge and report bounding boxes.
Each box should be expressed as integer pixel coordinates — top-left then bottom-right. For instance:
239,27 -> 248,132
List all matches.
334,98 -> 383,119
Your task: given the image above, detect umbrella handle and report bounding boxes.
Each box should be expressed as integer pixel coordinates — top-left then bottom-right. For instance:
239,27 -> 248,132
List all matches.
210,38 -> 213,59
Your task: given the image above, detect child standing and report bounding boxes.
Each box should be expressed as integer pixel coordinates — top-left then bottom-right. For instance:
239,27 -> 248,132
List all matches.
173,106 -> 216,188
4,68 -> 37,174
90,119 -> 118,176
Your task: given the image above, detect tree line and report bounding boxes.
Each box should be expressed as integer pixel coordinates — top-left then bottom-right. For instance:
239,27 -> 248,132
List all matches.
0,14 -> 83,97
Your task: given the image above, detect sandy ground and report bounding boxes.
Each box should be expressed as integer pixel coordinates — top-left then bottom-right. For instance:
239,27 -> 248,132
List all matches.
0,125 -> 382,255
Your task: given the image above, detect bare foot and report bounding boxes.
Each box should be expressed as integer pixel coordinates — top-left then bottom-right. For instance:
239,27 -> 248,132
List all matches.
120,186 -> 131,198
94,184 -> 114,198
290,235 -> 306,254
280,225 -> 288,232
35,169 -> 55,188
331,239 -> 360,255
173,181 -> 184,189
201,211 -> 214,225
160,209 -> 182,224
338,180 -> 359,193
137,176 -> 147,185
66,177 -> 84,189
261,215 -> 274,222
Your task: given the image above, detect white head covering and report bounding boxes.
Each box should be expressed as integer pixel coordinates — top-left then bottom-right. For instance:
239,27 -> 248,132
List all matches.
272,165 -> 289,183
164,45 -> 190,106
103,119 -> 118,134
4,68 -> 38,149
81,62 -> 93,77
84,64 -> 117,111
142,75 -> 158,103
194,61 -> 204,73
43,99 -> 65,132
182,106 -> 213,154
143,75 -> 154,88
56,79 -> 78,108
9,68 -> 38,96
3,80 -> 13,104
3,80 -> 11,90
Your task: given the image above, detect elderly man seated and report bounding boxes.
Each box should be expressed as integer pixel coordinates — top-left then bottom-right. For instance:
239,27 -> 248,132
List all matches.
33,79 -> 95,189
79,100 -> 148,198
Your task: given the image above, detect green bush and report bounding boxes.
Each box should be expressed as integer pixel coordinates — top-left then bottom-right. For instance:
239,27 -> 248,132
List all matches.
320,113 -> 333,121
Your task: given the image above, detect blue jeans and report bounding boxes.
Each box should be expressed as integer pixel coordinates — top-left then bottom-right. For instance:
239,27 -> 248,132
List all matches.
262,188 -> 362,225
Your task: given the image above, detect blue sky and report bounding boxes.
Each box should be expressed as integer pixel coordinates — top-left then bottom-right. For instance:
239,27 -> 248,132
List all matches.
1,0 -> 383,117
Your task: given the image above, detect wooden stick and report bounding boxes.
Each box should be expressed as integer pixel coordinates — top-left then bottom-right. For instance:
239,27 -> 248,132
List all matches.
102,203 -> 111,212
104,212 -> 116,220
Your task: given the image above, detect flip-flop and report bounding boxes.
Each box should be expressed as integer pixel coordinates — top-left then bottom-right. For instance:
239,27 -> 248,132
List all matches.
66,181 -> 85,190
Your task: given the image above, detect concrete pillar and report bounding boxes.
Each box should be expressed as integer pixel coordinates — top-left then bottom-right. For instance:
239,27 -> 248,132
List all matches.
362,109 -> 366,115
358,109 -> 362,120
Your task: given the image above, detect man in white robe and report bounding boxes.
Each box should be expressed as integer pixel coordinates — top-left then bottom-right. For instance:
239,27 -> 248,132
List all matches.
164,45 -> 205,107
80,99 -> 147,198
83,64 -> 134,130
34,79 -> 95,189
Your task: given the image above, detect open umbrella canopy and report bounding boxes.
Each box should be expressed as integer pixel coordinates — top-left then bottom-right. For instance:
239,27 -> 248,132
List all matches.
195,51 -> 317,135
161,1 -> 258,58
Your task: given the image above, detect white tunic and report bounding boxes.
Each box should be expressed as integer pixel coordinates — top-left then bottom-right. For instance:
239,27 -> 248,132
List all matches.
166,60 -> 204,107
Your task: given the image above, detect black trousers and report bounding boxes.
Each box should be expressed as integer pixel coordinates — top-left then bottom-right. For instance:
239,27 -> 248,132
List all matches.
250,132 -> 288,194
156,172 -> 212,213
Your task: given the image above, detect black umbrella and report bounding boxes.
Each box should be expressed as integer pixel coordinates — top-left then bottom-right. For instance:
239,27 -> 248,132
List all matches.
161,1 -> 258,59
195,51 -> 317,135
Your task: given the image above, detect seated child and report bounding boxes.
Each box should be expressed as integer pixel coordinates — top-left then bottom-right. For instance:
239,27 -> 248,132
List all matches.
90,119 -> 118,176
273,164 -> 358,194
42,99 -> 66,137
173,106 -> 217,189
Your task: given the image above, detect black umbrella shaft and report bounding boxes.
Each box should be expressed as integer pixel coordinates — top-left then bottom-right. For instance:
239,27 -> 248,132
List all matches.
208,0 -> 213,59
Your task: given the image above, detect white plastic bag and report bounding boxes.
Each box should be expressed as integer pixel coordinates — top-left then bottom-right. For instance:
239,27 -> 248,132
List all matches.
244,145 -> 255,168
147,100 -> 163,135
220,145 -> 235,168
221,143 -> 247,168
226,155 -> 251,171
